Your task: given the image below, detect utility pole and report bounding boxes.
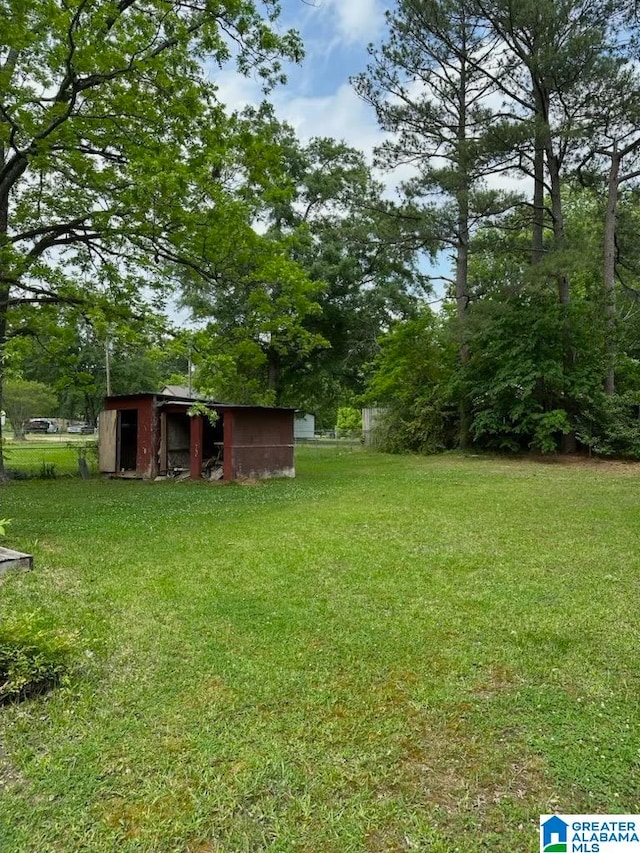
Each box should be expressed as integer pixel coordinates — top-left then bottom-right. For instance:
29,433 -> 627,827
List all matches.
105,333 -> 112,396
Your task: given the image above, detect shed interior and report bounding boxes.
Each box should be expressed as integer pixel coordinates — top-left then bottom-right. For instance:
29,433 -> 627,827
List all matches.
162,409 -> 224,476
117,409 -> 138,471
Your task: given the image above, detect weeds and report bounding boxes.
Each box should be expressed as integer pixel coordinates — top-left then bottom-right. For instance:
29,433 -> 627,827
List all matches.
0,612 -> 80,703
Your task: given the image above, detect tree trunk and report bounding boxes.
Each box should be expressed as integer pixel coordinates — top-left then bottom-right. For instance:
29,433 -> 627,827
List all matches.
546,148 -> 569,304
0,184 -> 8,478
537,92 -> 574,450
267,350 -> 281,404
547,150 -> 575,452
603,150 -> 620,396
456,210 -> 471,449
456,37 -> 471,450
532,118 -> 545,265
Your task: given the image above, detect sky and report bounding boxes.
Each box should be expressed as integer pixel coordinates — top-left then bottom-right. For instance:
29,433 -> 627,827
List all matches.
214,0 -> 390,179
208,0 -> 452,295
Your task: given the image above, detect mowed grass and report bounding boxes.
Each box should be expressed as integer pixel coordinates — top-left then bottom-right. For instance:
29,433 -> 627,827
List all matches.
3,438 -> 98,477
1,448 -> 640,852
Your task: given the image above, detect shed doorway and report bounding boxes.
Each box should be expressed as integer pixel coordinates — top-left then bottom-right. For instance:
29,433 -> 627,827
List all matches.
161,410 -> 224,477
165,412 -> 191,471
117,409 -> 138,471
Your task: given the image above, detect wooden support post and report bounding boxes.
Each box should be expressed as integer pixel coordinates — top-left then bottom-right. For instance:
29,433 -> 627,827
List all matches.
190,414 -> 203,480
223,410 -> 234,481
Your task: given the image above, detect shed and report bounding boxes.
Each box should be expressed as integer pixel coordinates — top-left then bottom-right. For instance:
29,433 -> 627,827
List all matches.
98,393 -> 295,481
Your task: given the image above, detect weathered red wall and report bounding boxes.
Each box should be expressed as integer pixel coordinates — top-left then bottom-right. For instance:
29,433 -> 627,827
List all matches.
103,395 -> 157,478
137,397 -> 156,477
229,409 -> 294,479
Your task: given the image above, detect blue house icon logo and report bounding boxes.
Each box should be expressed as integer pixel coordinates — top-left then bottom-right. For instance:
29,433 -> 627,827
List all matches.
541,816 -> 568,852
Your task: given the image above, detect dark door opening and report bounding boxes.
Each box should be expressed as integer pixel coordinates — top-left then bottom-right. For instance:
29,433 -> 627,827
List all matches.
117,409 -> 138,471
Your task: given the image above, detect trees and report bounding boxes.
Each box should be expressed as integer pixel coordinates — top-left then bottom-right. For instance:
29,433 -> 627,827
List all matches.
471,0 -> 629,448
262,133 -> 431,425
0,0 -> 302,472
178,210 -> 325,406
363,310 -> 456,453
576,66 -> 640,395
3,379 -> 57,440
475,0 -> 622,282
354,0 -> 516,445
359,0 -> 640,456
7,307 -> 174,423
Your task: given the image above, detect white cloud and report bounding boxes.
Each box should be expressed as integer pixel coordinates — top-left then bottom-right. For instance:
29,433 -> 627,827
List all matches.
211,68 -> 414,200
301,0 -> 386,46
212,70 -> 381,152
277,83 -> 380,148
208,66 -> 263,111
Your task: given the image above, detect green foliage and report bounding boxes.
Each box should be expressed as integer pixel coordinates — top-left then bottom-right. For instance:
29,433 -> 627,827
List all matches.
258,133 -> 428,415
187,402 -> 219,427
462,290 -> 605,452
576,392 -> 640,458
195,344 -> 276,407
0,612 -> 80,703
0,518 -> 10,537
349,0 -> 640,460
7,309 -> 184,423
2,379 -> 58,440
37,461 -> 57,480
183,220 -> 326,405
364,311 -> 457,453
0,0 -> 303,472
335,407 -> 361,436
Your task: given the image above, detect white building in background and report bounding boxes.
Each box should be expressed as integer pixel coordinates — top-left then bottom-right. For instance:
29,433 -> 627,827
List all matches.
294,412 -> 315,441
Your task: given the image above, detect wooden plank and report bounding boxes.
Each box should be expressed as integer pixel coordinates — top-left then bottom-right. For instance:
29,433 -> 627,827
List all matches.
0,547 -> 33,575
98,409 -> 118,472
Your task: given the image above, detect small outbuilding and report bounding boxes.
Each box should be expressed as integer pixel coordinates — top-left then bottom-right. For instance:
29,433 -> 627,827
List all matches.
294,412 -> 315,441
98,393 -> 295,481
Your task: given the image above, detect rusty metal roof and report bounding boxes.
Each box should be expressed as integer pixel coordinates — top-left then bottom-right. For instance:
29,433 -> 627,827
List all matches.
103,393 -> 295,412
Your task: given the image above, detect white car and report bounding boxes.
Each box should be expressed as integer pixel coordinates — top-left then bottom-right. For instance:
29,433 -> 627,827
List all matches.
67,422 -> 94,434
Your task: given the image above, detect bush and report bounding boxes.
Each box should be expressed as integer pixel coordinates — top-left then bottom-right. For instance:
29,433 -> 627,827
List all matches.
38,461 -> 57,479
373,392 -> 454,455
576,392 -> 640,458
336,407 -> 362,438
0,612 -> 80,703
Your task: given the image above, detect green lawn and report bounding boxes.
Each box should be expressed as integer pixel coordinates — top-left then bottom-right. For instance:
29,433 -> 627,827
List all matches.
3,437 -> 98,478
1,448 -> 640,851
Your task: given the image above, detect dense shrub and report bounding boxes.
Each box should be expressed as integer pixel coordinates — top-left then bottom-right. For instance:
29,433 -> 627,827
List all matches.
576,392 -> 640,458
0,612 -> 80,703
363,311 -> 457,453
335,406 -> 362,438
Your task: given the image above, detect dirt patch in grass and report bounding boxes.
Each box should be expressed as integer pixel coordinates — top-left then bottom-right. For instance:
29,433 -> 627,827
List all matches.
361,672 -> 563,845
525,453 -> 640,473
392,702 -> 563,838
